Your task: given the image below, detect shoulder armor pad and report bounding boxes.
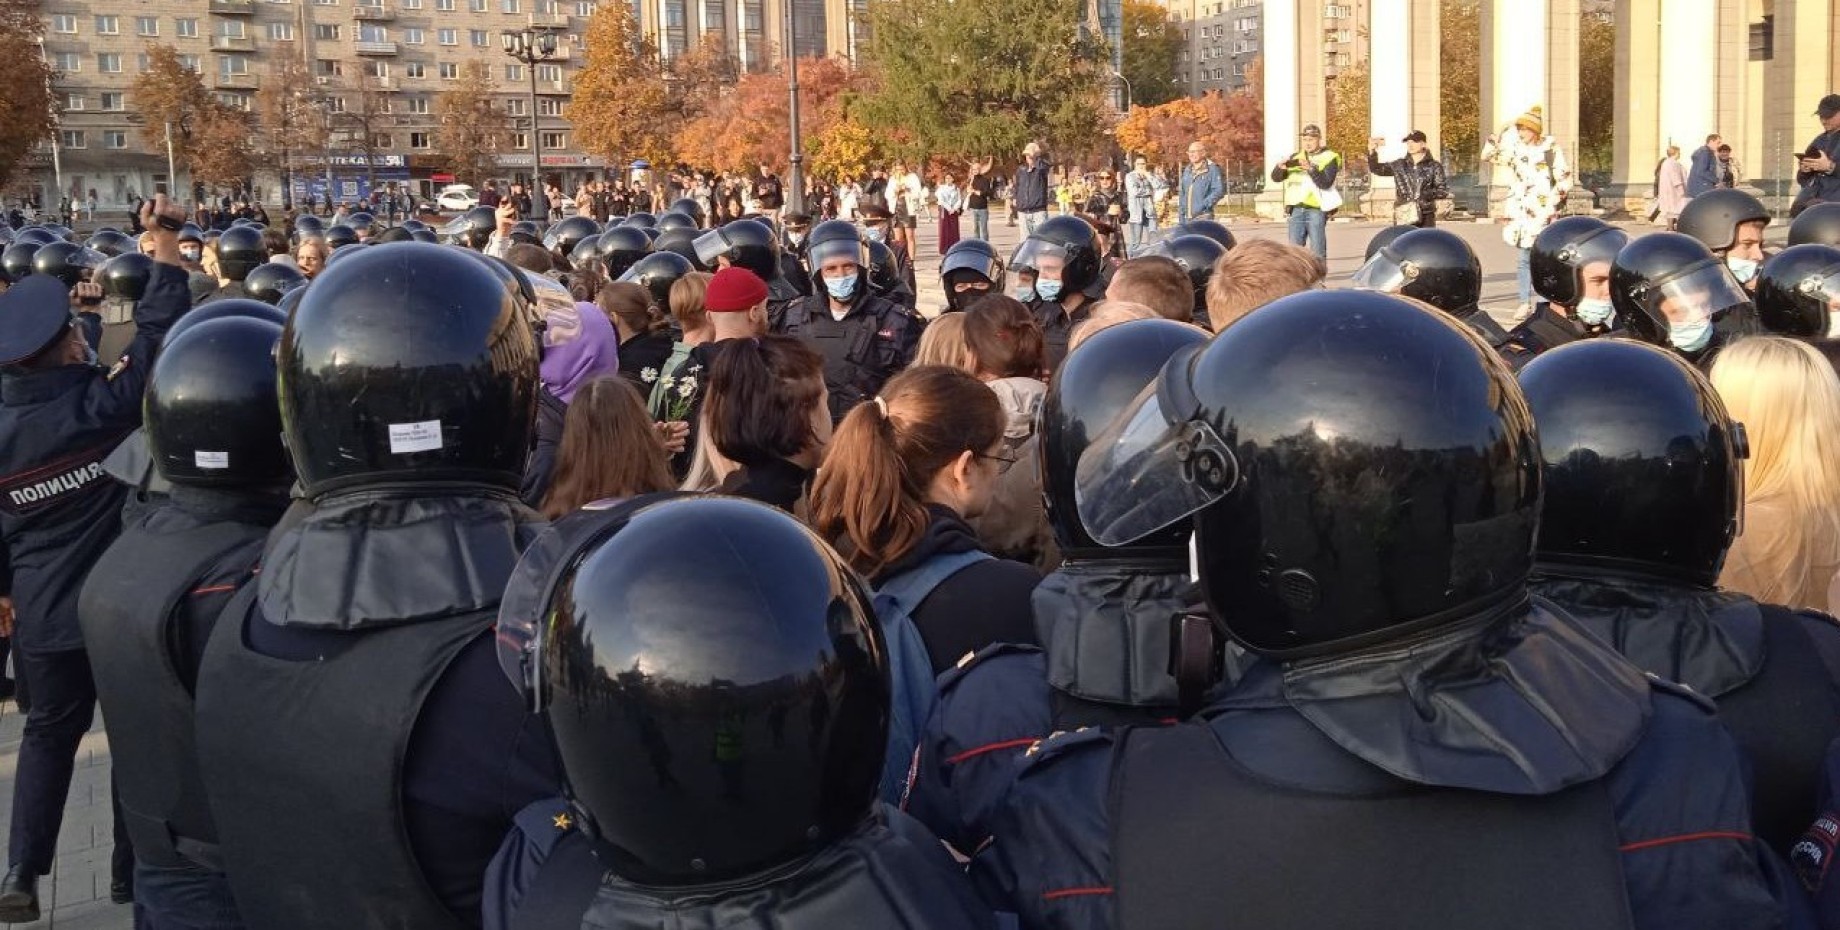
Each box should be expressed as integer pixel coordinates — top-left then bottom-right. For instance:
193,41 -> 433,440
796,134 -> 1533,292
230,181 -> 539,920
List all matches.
1017,725 -> 1111,772
1644,672 -> 1718,714
511,798 -> 579,858
936,642 -> 1044,693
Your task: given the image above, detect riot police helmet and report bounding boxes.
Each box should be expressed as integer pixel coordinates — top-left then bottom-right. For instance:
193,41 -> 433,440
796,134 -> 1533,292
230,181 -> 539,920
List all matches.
1140,234 -> 1226,309
655,211 -> 698,234
1530,216 -> 1627,309
1012,216 -> 1100,296
693,218 -> 780,281
96,252 -> 155,303
598,226 -> 656,279
41,224 -> 73,242
508,220 -> 543,246
542,215 -> 601,257
1677,188 -> 1770,253
373,226 -> 414,244
1752,244 -> 1840,338
324,225 -> 360,250
648,227 -> 703,272
1789,202 -> 1840,247
346,212 -> 376,234
31,241 -> 108,287
2,242 -> 42,281
865,240 -> 905,298
1610,231 -> 1753,352
400,218 -> 429,233
177,224 -> 205,246
1043,318 -> 1211,554
166,298 -> 288,345
243,261 -> 310,306
1362,225 -> 1417,263
1075,290 -> 1539,659
147,316 -> 290,489
439,206 -> 497,250
1518,339 -> 1745,587
294,214 -> 326,237
522,495 -> 885,885
940,238 -> 1005,311
409,227 -> 438,244
12,227 -> 57,248
1166,218 -> 1236,252
1351,227 -> 1482,317
84,230 -> 135,257
616,251 -> 694,311
805,220 -> 868,291
215,225 -> 268,281
277,243 -> 539,497
620,212 -> 657,229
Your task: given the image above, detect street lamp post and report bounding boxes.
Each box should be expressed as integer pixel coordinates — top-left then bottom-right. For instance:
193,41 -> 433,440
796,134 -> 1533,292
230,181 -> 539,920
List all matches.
502,27 -> 559,221
784,0 -> 805,215
1110,69 -> 1132,113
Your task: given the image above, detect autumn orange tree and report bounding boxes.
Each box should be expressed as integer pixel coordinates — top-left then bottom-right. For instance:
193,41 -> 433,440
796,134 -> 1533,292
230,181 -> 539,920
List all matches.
1117,88 -> 1261,176
131,44 -> 253,193
433,60 -> 507,185
567,4 -> 674,168
671,57 -> 864,175
0,0 -> 55,191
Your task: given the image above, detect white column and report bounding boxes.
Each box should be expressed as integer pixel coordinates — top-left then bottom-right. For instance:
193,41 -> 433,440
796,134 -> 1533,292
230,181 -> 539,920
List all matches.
1258,0 -> 1299,219
1656,0 -> 1717,152
1366,0 -> 1409,211
1484,0 -> 1547,137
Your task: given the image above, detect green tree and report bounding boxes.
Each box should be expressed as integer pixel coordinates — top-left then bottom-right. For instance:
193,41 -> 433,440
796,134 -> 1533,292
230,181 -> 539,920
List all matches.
854,0 -> 1111,161
0,0 -> 54,192
433,60 -> 507,186
567,3 -> 674,168
1120,0 -> 1181,108
1575,9 -> 1614,179
1438,0 -> 1480,179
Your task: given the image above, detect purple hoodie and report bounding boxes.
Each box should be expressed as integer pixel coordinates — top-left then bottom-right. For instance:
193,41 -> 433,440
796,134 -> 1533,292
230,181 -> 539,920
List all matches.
539,301 -> 620,403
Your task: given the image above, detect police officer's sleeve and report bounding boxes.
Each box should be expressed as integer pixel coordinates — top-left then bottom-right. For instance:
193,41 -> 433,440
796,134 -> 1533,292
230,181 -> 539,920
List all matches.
84,261 -> 189,429
76,310 -> 101,351
970,730 -> 1116,929
0,537 -> 11,598
480,798 -> 572,930
896,309 -> 925,369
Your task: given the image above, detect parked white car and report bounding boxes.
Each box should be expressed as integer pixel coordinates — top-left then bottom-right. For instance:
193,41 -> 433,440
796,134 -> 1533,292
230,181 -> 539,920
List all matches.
436,184 -> 479,212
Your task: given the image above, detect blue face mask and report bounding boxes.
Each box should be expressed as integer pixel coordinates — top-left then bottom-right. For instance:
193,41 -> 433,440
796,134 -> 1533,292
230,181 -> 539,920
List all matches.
1575,297 -> 1614,327
1726,256 -> 1758,285
864,226 -> 887,243
824,274 -> 858,301
1669,318 -> 1713,353
1035,278 -> 1064,302
1012,284 -> 1037,303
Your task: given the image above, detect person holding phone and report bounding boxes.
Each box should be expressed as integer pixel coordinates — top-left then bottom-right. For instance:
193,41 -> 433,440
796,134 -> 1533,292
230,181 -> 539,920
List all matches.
1792,94 -> 1840,218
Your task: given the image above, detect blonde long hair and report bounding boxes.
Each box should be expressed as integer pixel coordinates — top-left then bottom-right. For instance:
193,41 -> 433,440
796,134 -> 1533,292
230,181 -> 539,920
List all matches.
1710,336 -> 1840,596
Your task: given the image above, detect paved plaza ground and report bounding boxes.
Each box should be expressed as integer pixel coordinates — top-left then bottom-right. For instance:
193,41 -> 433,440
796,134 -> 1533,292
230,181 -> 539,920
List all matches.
0,207 -> 1789,927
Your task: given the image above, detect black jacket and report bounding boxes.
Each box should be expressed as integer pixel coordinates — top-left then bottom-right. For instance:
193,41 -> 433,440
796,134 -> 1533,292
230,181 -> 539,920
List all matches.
519,388 -> 567,509
715,457 -> 811,514
872,505 -> 1040,674
1367,151 -> 1449,205
616,329 -> 676,398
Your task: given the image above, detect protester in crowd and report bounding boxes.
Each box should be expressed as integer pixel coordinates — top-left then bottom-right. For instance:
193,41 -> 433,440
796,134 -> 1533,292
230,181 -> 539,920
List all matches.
1204,237 -> 1327,329
1124,155 -> 1163,253
1710,336 -> 1840,613
967,157 -> 996,241
648,271 -> 713,418
295,237 -> 328,280
1367,130 -> 1447,228
539,377 -> 676,519
961,297 -> 1051,567
809,365 -> 1041,675
914,311 -> 975,371
1180,142 -> 1226,224
1689,134 -> 1724,199
1718,143 -> 1742,188
1105,255 -> 1198,323
522,281 -> 624,507
701,335 -> 829,514
1068,300 -> 1165,351
1483,105 -> 1574,314
1269,126 -> 1339,260
602,280 -> 675,395
1656,145 -> 1689,229
1012,143 -> 1051,234
935,172 -> 964,256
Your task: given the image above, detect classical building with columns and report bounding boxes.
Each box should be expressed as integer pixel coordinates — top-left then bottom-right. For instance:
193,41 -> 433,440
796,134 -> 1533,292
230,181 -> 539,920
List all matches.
1258,0 -> 1839,217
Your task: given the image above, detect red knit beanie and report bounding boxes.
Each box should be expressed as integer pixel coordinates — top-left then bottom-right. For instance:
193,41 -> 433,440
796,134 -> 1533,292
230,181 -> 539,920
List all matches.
705,266 -> 769,312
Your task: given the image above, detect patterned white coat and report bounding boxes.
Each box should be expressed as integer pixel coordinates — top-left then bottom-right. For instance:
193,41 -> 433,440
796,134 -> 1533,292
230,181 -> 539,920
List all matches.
1482,135 -> 1574,249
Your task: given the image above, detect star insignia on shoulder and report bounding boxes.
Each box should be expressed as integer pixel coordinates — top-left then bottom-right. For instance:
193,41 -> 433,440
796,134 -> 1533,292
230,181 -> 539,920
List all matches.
105,355 -> 130,382
552,812 -> 573,831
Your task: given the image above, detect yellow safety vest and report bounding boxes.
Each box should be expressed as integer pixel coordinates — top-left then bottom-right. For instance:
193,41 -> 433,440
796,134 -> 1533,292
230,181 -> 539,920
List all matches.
1282,150 -> 1341,208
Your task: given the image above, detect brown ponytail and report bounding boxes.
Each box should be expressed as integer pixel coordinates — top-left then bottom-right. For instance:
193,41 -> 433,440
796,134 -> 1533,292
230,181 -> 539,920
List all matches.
704,335 -> 825,469
597,280 -> 667,336
963,295 -> 1046,380
809,365 -> 1005,579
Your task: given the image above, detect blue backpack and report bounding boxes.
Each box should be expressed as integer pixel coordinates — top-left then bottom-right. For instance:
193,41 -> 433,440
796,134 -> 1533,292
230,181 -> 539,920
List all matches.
871,549 -> 992,804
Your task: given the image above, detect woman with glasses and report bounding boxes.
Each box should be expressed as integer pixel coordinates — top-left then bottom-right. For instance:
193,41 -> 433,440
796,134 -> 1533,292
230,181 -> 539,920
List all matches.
962,296 -> 1053,567
809,365 -> 1042,675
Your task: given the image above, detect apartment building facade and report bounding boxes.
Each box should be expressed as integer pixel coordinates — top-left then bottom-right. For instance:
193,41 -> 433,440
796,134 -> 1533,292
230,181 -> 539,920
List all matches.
1160,0 -> 1367,96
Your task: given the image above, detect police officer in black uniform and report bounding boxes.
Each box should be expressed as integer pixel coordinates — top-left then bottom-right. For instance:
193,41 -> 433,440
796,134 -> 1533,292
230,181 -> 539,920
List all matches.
481,495 -> 996,930
779,210 -> 815,296
201,225 -> 265,304
940,238 -> 1005,312
1754,243 -> 1840,374
597,225 -> 654,280
192,242 -> 560,930
782,219 -> 923,423
694,218 -> 805,326
0,195 -> 190,923
93,252 -> 154,363
1611,230 -> 1759,369
1518,338 -> 1840,855
866,238 -> 918,311
78,314 -> 292,928
542,215 -> 601,271
1677,187 -> 1771,291
1138,233 -> 1225,326
1500,216 -> 1630,364
1351,226 -> 1518,354
242,261 -> 308,307
908,319 -> 1215,855
1790,202 -> 1840,247
1013,216 -> 1104,371
976,289 -> 1798,929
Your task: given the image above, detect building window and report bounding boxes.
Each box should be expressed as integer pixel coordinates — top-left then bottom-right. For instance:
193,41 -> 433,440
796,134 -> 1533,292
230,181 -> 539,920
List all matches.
316,59 -> 343,76
402,0 -> 422,8
101,92 -> 124,111
360,24 -> 389,41
540,131 -> 565,149
439,61 -> 458,78
404,27 -> 423,43
95,15 -> 119,34
103,130 -> 127,149
364,59 -> 390,77
325,96 -> 345,113
406,62 -> 426,77
180,55 -> 201,71
219,55 -> 249,76
313,0 -> 338,6
268,22 -> 294,39
437,0 -> 455,10
98,53 -> 122,73
469,0 -> 487,11
1324,3 -> 1351,16
136,16 -> 159,36
54,52 -> 80,71
407,97 -> 429,114
51,14 -> 76,32
575,1 -> 593,13
315,24 -> 341,39
219,19 -> 247,37
60,130 -> 84,148
504,97 -> 525,116
373,133 -> 391,148
535,63 -> 560,83
500,0 -> 519,11
511,131 -> 527,150
537,97 -> 563,116
137,52 -> 151,70
176,18 -> 199,37
216,92 -> 251,109
505,64 -> 522,81
62,93 -> 83,111
410,132 -> 430,148
438,28 -> 457,44
470,29 -> 487,46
